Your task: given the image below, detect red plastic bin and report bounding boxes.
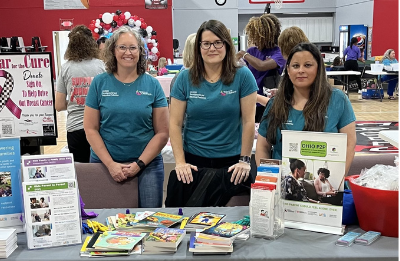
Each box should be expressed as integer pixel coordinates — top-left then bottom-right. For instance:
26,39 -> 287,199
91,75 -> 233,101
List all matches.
348,175 -> 398,237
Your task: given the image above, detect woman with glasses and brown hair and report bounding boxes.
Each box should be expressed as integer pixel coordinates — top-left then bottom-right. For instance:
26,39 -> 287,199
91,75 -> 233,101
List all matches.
166,20 -> 257,207
55,25 -> 105,163
84,26 -> 169,208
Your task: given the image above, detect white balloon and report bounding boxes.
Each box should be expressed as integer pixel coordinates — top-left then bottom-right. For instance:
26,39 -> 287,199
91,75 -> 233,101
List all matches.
147,38 -> 152,43
128,19 -> 135,27
151,47 -> 158,54
96,19 -> 100,23
151,54 -> 158,62
151,39 -> 156,44
96,24 -> 102,28
135,20 -> 142,27
94,28 -> 99,33
146,26 -> 153,33
102,12 -> 113,24
124,12 -> 131,20
153,42 -> 158,47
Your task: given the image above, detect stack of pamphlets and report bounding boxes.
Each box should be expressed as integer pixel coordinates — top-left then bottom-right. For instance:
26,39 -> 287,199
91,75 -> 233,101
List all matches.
0,229 -> 18,258
143,228 -> 186,254
184,212 -> 226,232
189,222 -> 249,254
81,231 -> 146,257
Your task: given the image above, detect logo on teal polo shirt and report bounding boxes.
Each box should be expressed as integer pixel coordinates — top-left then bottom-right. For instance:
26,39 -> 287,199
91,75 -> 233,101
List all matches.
136,90 -> 152,96
220,90 -> 237,96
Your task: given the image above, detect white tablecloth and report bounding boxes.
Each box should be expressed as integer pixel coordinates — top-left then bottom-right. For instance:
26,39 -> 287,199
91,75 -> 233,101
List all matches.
155,75 -> 174,97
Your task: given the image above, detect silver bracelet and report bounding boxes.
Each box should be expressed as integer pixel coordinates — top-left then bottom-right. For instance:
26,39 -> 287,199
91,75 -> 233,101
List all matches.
243,52 -> 249,60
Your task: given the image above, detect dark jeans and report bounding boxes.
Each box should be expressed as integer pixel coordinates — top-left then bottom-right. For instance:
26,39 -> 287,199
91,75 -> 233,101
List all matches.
67,129 -> 90,163
344,60 -> 362,90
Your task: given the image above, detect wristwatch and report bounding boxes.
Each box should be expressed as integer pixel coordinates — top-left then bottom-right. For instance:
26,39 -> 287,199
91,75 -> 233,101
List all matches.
239,155 -> 251,164
136,159 -> 146,170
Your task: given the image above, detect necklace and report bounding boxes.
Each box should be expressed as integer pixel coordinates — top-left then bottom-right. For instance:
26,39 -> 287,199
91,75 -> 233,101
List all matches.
121,81 -> 135,87
204,73 -> 221,83
114,73 -> 138,87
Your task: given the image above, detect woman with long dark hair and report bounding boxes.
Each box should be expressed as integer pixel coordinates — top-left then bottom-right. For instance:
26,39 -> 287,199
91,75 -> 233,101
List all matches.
255,43 -> 356,175
343,37 -> 365,93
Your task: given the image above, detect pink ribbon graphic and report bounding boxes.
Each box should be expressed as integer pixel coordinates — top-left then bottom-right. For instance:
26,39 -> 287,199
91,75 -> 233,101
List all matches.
0,70 -> 22,119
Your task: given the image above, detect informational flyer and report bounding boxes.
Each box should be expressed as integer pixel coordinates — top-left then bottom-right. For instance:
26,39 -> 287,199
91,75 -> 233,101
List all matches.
0,53 -> 56,138
0,137 -> 24,230
21,154 -> 75,182
23,179 -> 82,249
281,130 -> 347,235
145,0 -> 168,9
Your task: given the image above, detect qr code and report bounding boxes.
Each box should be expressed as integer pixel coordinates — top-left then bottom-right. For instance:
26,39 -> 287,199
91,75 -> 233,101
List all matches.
289,143 -> 298,152
2,124 -> 13,135
68,182 -> 75,188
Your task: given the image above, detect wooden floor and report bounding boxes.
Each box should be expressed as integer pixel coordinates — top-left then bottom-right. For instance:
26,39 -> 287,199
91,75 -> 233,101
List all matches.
43,92 -> 399,155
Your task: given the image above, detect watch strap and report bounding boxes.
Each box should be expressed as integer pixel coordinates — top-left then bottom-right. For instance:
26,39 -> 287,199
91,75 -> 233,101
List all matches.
136,159 -> 146,170
239,155 -> 251,164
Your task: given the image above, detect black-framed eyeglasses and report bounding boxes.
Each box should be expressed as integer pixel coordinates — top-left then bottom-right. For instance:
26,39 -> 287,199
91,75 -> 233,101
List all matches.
115,45 -> 139,53
200,40 -> 224,50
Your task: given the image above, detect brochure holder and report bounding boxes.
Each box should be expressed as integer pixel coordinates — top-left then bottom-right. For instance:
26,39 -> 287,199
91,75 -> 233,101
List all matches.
250,159 -> 284,240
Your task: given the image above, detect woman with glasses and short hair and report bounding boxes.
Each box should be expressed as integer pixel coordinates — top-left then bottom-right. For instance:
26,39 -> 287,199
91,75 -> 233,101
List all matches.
166,20 -> 257,207
84,26 -> 169,208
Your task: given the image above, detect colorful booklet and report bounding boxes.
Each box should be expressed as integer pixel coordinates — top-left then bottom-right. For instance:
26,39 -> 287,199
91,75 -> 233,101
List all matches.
198,222 -> 250,243
116,213 -> 136,230
188,212 -> 226,227
138,212 -> 183,228
144,228 -> 186,248
94,231 -> 146,251
189,232 -> 233,255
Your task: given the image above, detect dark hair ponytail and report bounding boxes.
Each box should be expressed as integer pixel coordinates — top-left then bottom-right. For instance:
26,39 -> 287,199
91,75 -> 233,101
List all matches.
349,37 -> 358,50
289,158 -> 305,173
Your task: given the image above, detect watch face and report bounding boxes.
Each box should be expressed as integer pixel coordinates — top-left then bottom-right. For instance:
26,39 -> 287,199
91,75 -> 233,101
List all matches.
215,0 -> 226,6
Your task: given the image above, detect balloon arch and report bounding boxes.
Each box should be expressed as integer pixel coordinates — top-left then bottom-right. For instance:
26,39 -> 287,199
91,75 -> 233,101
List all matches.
88,10 -> 160,62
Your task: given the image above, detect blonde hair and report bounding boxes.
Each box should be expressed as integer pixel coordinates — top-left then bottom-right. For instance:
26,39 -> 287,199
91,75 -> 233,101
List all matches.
382,49 -> 395,61
278,26 -> 309,59
182,33 -> 196,68
158,57 -> 167,69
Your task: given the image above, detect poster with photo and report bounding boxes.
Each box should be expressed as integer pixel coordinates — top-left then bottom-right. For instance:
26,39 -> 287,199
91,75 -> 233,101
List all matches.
145,0 -> 168,9
281,130 -> 347,235
0,53 -> 57,138
44,0 -> 89,10
0,137 -> 24,230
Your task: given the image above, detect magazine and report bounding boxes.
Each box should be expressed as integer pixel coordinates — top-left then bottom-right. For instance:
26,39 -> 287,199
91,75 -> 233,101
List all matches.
281,130 -> 347,235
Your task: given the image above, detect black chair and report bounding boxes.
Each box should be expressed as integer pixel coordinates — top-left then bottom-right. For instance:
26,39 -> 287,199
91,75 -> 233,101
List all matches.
0,37 -> 10,52
10,36 -> 21,52
31,36 -> 47,52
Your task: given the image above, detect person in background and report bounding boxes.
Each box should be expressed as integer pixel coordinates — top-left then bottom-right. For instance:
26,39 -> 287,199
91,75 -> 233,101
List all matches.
236,13 -> 286,122
97,37 -> 107,50
343,37 -> 365,94
170,33 -> 196,95
55,25 -> 105,163
256,43 -> 356,175
331,56 -> 343,68
167,20 -> 257,206
381,49 -> 398,100
157,57 -> 168,76
283,159 -> 320,203
278,26 -> 309,60
314,167 -> 337,200
84,26 -> 169,208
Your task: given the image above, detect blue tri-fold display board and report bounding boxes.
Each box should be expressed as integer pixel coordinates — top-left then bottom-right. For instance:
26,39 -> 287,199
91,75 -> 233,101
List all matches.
362,89 -> 384,99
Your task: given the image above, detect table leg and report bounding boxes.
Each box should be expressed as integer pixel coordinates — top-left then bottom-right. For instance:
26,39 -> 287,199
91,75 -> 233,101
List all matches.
378,78 -> 383,102
345,75 -> 349,96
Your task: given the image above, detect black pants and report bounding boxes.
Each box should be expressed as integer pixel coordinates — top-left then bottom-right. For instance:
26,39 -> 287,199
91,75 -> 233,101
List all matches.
67,129 -> 90,163
344,60 -> 362,90
255,105 -> 266,123
184,151 -> 239,169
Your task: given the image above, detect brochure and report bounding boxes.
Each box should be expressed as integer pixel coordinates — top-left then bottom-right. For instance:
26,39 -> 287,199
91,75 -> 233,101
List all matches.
281,130 -> 347,235
0,137 -> 24,231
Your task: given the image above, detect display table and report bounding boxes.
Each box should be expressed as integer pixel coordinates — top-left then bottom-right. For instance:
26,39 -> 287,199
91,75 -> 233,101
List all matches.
156,75 -> 175,97
9,207 -> 399,261
326,70 -> 361,96
379,130 -> 399,148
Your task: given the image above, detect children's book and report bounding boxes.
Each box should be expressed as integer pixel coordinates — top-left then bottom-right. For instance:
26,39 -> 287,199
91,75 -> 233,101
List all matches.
144,228 -> 186,248
137,212 -> 183,228
116,213 -> 136,230
188,212 -> 226,227
134,211 -> 155,222
189,232 -> 233,255
198,222 -> 249,242
94,231 -> 146,251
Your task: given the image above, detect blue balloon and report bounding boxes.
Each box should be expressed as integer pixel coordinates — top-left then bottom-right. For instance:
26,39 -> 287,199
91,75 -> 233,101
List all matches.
105,32 -> 113,39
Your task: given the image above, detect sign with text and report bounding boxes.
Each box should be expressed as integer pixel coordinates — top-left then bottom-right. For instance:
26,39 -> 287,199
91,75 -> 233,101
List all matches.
0,53 -> 56,138
145,0 -> 168,9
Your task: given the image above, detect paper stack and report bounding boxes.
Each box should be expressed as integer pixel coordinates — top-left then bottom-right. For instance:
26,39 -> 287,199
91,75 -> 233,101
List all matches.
143,228 -> 186,254
0,229 -> 18,258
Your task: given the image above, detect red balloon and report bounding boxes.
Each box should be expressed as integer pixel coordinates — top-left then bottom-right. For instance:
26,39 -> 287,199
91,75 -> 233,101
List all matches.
113,15 -> 119,21
100,22 -> 105,26
151,35 -> 157,39
140,22 -> 147,29
103,24 -> 111,30
117,20 -> 123,26
123,19 -> 128,24
91,20 -> 96,24
93,32 -> 99,39
139,18 -> 145,23
98,14 -> 103,18
132,15 -> 139,21
119,14 -> 125,20
156,51 -> 160,57
147,43 -> 153,50
89,24 -> 96,30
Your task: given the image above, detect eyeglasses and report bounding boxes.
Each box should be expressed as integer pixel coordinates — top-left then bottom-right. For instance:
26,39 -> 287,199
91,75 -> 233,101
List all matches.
115,45 -> 139,53
200,40 -> 224,50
